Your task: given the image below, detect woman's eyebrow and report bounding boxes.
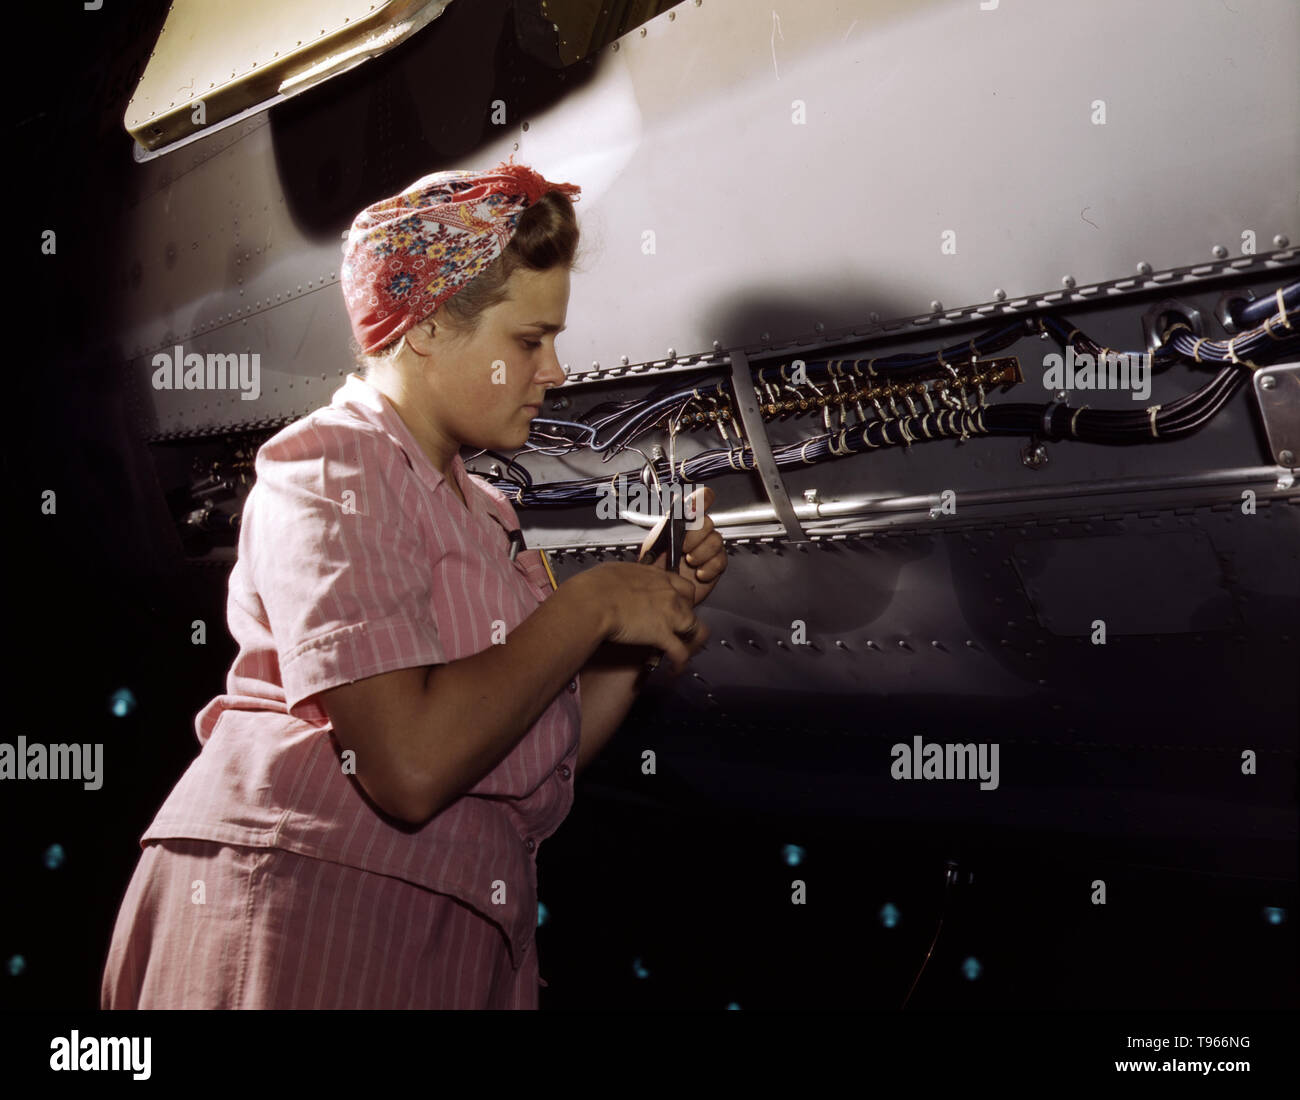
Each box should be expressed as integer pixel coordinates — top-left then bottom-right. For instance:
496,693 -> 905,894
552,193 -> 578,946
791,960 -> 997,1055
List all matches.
521,321 -> 566,333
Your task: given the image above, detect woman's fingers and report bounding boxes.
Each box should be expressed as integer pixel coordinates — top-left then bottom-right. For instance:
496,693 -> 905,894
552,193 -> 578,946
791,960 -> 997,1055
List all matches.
683,485 -> 715,529
683,530 -> 723,568
666,571 -> 697,601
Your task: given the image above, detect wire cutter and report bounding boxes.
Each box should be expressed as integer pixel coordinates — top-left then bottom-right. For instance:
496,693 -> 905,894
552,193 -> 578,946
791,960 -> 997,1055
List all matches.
637,509 -> 687,571
637,496 -> 689,674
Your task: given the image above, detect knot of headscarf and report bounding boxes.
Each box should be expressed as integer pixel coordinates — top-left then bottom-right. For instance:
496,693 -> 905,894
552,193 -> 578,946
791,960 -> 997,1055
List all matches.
341,157 -> 581,354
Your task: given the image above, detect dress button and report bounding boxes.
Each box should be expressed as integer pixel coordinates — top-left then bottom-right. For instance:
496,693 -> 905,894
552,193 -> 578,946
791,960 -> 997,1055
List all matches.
558,765 -> 571,780
525,838 -> 536,852
566,679 -> 578,693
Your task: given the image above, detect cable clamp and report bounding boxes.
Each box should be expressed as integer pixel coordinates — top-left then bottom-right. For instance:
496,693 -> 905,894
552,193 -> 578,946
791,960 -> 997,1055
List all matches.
1226,333 -> 1260,369
1042,397 -> 1066,438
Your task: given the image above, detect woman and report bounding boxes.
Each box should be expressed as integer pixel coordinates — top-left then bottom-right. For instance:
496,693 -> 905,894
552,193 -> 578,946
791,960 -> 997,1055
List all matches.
101,159 -> 725,1010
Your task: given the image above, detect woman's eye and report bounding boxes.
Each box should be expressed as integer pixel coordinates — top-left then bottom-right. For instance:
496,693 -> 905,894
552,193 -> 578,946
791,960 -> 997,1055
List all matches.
521,339 -> 542,349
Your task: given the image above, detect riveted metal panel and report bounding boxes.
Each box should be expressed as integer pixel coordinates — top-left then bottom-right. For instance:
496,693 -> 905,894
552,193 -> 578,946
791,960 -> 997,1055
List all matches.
119,0 -> 1298,435
517,0 -> 1300,373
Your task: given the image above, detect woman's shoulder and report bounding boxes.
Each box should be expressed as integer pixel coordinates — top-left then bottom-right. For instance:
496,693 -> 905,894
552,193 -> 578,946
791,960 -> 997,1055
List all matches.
256,403 -> 395,466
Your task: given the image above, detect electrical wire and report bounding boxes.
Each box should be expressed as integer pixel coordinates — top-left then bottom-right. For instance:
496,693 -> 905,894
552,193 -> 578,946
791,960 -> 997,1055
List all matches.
482,282 -> 1300,505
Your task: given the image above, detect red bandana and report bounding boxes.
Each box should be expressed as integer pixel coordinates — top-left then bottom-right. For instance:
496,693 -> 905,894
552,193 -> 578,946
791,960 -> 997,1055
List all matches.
341,157 -> 581,354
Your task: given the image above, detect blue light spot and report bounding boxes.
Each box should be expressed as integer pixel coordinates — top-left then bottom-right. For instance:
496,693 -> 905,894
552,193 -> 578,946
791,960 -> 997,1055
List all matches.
1263,906 -> 1286,925
110,688 -> 137,718
6,956 -> 24,977
632,957 -> 649,980
725,1002 -> 741,1010
782,844 -> 805,867
537,901 -> 549,928
962,957 -> 982,981
43,844 -> 65,870
879,902 -> 900,929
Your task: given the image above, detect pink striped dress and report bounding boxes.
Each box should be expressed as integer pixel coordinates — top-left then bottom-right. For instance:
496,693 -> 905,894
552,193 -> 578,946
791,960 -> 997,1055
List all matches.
101,373 -> 580,1009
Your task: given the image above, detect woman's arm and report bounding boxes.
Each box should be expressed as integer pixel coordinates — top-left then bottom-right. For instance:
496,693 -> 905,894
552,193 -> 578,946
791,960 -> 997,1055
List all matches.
574,643 -> 656,775
574,486 -> 729,775
319,562 -> 702,825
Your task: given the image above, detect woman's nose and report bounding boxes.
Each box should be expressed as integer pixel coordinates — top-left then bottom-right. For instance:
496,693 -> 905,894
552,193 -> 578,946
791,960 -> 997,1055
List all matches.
537,347 -> 567,387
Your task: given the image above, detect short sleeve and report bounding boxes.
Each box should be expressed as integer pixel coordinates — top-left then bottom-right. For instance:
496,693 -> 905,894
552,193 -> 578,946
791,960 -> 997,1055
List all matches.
245,415 -> 446,720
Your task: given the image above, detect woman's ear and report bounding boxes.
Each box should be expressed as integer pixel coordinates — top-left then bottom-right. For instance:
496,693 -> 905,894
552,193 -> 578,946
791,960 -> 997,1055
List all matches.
404,319 -> 437,358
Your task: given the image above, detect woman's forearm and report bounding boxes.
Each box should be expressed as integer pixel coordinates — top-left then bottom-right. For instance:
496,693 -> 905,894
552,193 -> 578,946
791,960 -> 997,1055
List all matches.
575,643 -> 657,774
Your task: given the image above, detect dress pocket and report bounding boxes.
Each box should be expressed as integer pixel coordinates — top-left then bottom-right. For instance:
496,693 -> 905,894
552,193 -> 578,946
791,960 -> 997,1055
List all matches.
513,549 -> 554,601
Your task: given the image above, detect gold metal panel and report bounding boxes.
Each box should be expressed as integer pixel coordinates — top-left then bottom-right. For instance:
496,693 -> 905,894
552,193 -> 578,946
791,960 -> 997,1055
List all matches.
125,0 -> 452,153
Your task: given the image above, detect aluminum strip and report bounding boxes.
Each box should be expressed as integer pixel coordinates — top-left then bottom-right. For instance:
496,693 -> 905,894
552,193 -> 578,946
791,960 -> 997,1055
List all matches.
727,348 -> 806,543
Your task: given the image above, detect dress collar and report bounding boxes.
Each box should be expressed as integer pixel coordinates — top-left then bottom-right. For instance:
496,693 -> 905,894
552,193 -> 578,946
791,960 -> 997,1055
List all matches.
331,373 -> 486,518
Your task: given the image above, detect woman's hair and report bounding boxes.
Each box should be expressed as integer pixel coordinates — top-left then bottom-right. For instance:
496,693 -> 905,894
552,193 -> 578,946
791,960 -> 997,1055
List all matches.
354,188 -> 581,375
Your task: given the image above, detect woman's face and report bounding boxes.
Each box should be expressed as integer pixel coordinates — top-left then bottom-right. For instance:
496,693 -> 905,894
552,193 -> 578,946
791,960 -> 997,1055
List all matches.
422,266 -> 570,454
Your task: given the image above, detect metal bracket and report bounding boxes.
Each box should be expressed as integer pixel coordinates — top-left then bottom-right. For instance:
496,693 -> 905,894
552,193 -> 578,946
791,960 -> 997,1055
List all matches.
727,348 -> 807,543
1252,361 -> 1300,468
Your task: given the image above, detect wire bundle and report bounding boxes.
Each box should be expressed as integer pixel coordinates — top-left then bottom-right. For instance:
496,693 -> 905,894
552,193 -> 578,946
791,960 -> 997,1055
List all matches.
477,282 -> 1300,505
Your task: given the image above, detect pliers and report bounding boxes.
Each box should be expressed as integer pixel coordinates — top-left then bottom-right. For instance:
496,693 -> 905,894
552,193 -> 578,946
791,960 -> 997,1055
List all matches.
638,510 -> 687,571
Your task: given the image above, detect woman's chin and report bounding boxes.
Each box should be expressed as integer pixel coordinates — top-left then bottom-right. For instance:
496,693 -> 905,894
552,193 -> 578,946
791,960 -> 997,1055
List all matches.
489,428 -> 532,452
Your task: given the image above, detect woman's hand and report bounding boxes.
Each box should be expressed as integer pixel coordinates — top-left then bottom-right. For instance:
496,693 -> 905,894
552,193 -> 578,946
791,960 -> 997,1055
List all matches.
646,486 -> 726,607
576,561 -> 707,673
